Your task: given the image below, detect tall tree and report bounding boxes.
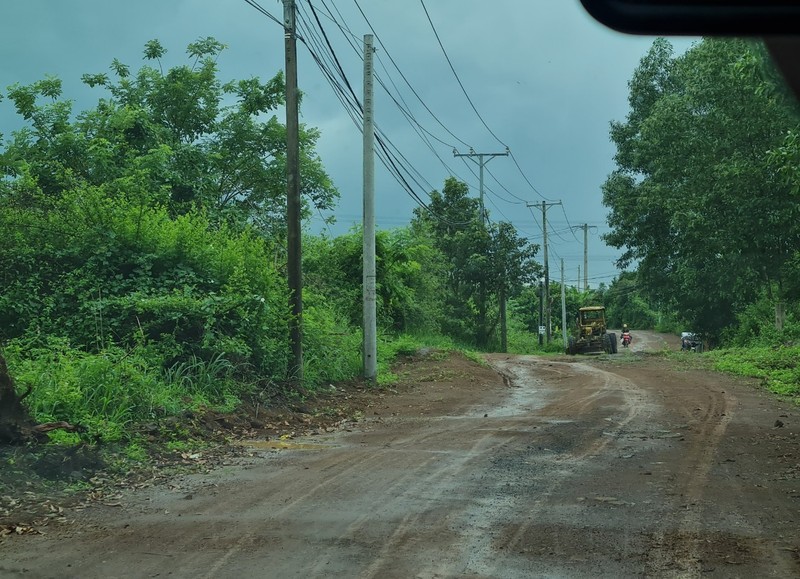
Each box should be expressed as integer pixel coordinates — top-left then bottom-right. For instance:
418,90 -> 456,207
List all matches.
490,221 -> 540,351
412,178 -> 486,343
1,38 -> 338,239
412,177 -> 539,348
603,38 -> 800,339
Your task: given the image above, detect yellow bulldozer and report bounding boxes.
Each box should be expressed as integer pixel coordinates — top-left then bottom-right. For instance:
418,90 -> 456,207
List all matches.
566,306 -> 617,355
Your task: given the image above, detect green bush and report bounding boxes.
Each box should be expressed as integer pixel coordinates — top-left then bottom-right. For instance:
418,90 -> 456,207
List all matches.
708,345 -> 800,397
301,294 -> 363,388
722,296 -> 800,347
303,228 -> 446,336
1,189 -> 291,379
4,336 -> 252,442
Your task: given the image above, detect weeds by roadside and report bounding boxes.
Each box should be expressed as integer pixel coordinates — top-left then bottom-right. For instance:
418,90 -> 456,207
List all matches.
707,345 -> 800,399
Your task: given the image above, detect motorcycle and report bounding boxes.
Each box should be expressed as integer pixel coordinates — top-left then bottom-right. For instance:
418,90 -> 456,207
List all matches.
621,331 -> 632,348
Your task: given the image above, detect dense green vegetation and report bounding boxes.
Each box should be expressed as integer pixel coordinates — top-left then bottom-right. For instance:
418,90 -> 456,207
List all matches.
603,38 -> 800,343
0,39 -> 551,444
3,35 -> 798,449
603,37 -> 800,397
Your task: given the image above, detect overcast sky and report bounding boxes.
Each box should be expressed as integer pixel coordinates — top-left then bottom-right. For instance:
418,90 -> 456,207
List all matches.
0,1 -> 695,288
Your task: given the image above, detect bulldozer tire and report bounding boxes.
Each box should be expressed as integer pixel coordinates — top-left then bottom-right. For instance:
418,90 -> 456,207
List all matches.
608,332 -> 618,354
567,337 -> 577,355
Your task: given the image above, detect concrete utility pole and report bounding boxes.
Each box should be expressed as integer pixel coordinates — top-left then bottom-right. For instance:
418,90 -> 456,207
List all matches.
453,148 -> 508,224
529,201 -> 561,343
283,0 -> 302,381
362,34 -> 377,382
538,277 -> 544,347
572,223 -> 597,291
561,258 -> 567,350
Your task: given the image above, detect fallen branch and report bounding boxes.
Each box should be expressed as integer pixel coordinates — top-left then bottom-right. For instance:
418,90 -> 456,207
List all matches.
32,421 -> 85,434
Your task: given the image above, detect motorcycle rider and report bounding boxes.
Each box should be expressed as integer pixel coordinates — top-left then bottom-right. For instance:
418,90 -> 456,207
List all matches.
622,323 -> 632,346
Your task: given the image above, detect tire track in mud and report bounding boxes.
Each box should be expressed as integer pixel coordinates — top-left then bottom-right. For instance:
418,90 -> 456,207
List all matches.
642,382 -> 738,577
206,408 -> 531,577
201,447 -> 398,578
609,355 -> 797,578
354,429 -> 521,579
298,361 -> 553,578
204,434 -> 504,578
6,345 -> 796,578
484,357 -> 654,567
194,445 -> 413,577
542,356 -> 744,577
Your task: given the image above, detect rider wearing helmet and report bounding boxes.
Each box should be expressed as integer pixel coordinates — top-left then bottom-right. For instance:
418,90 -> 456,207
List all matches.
622,323 -> 632,346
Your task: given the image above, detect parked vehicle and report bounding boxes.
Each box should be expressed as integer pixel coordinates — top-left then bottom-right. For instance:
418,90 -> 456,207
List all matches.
681,332 -> 703,352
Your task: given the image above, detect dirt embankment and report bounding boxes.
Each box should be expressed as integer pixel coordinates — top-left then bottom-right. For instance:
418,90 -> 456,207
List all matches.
1,334 -> 798,578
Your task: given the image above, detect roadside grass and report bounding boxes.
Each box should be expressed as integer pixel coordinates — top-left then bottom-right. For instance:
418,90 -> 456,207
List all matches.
598,351 -> 651,365
507,325 -> 565,356
706,345 -> 800,399
2,328 -> 546,484
4,340 -> 247,444
376,333 -> 472,384
4,331 -> 485,446
659,349 -> 716,370
462,350 -> 488,366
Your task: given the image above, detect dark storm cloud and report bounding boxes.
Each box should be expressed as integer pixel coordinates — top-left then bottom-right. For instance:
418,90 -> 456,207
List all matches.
0,0 -> 695,287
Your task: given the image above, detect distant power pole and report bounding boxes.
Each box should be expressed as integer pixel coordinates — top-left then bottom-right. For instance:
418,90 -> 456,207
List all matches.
583,224 -> 588,291
538,277 -> 544,347
283,0 -> 302,382
572,223 -> 597,291
529,200 -> 561,343
453,148 -> 508,224
561,258 -> 567,350
362,34 -> 377,382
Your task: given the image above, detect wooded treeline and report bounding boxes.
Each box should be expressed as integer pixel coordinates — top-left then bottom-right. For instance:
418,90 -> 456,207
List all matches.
603,37 -> 800,345
0,39 -> 541,443
5,35 -> 798,444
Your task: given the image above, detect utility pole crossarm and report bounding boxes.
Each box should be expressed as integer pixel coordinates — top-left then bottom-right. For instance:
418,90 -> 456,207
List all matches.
453,148 -> 509,224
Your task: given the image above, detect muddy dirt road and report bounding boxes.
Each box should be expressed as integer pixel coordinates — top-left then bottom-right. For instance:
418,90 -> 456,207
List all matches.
1,332 -> 798,578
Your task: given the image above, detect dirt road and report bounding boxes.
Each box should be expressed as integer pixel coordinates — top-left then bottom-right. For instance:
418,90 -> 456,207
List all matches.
1,332 -> 798,578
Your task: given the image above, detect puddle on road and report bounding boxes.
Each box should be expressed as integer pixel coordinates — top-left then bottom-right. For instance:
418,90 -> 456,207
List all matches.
483,381 -> 548,417
236,440 -> 334,451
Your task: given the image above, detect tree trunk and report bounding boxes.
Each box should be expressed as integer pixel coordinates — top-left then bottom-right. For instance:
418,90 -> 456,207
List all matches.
775,301 -> 786,332
476,282 -> 488,349
499,286 -> 507,353
0,351 -> 37,444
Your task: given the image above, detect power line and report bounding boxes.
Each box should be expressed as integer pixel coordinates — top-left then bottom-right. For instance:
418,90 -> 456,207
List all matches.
349,0 -> 554,217
509,151 -> 553,202
417,0 -> 554,205
419,0 -> 505,148
309,1 -> 485,196
351,0 -> 473,150
243,0 -> 283,27
315,0 -> 362,44
299,3 -> 435,212
300,0 -> 479,228
249,0 -> 539,232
